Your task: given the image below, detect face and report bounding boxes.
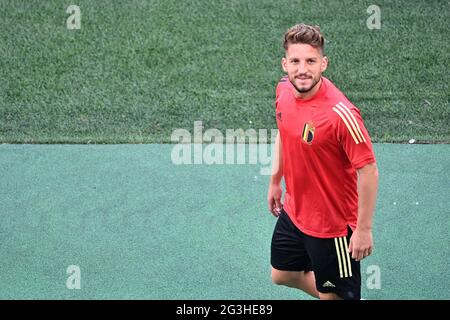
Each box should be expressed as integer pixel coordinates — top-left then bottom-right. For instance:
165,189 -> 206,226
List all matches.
282,43 -> 328,97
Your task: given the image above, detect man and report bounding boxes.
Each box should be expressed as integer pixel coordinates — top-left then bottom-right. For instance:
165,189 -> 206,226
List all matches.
267,24 -> 379,300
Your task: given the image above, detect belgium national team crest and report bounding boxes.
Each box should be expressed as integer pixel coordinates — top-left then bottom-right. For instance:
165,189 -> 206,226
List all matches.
302,121 -> 315,145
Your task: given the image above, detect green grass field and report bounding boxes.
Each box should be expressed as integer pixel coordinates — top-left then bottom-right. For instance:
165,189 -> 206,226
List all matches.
0,0 -> 449,143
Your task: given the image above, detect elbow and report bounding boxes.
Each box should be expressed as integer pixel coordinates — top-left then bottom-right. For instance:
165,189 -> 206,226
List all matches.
357,162 -> 379,178
372,164 -> 379,178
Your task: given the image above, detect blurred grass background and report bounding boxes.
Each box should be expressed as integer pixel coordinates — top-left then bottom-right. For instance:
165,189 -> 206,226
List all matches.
0,0 -> 448,143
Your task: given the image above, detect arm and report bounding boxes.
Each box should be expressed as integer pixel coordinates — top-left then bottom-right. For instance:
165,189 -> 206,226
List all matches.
348,162 -> 379,261
267,132 -> 283,217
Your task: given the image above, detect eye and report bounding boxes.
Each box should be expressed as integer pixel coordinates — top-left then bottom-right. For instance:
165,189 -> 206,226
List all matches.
307,59 -> 316,64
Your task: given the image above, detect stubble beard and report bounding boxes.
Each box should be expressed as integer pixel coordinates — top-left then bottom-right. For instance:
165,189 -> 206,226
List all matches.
290,75 -> 321,94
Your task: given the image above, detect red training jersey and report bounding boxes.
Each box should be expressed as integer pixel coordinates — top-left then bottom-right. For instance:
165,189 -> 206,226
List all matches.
275,76 -> 376,238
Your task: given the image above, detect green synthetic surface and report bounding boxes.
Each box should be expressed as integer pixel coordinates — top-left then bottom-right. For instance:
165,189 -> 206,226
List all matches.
0,0 -> 449,143
0,143 -> 448,299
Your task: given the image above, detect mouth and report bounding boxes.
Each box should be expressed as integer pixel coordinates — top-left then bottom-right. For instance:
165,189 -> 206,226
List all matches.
296,76 -> 312,80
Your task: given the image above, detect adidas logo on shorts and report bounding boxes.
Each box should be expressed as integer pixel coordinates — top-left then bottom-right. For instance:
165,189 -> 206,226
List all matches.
322,281 -> 336,288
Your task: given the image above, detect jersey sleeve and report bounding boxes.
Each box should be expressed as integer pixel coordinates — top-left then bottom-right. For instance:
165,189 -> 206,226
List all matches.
332,101 -> 376,169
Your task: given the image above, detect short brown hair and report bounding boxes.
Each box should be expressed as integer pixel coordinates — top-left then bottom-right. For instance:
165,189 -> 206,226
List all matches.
283,23 -> 325,54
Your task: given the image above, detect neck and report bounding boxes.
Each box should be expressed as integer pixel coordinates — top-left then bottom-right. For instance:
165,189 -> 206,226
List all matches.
294,77 -> 322,100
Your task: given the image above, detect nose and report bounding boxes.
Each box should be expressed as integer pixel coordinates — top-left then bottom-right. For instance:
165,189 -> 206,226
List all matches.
297,61 -> 308,74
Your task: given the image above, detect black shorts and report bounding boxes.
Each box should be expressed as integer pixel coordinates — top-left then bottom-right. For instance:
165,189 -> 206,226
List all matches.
271,209 -> 361,300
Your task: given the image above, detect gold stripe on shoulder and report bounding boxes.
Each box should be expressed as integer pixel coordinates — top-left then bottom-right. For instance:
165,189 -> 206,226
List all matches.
335,103 -> 363,143
338,102 -> 366,143
332,106 -> 359,144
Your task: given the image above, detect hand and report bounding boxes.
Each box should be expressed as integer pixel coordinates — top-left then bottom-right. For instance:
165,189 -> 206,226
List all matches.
267,182 -> 283,217
348,228 -> 373,261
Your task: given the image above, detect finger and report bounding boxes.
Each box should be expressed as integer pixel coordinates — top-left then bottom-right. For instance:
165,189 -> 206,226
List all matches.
268,198 -> 274,212
348,239 -> 353,254
275,203 -> 282,216
359,248 -> 366,261
274,204 -> 282,216
275,198 -> 282,211
272,207 -> 280,217
353,249 -> 362,261
358,250 -> 365,261
268,200 -> 279,217
359,251 -> 367,261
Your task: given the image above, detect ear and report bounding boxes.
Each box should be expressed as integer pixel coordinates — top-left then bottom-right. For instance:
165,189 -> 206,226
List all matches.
321,56 -> 328,73
281,57 -> 288,73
